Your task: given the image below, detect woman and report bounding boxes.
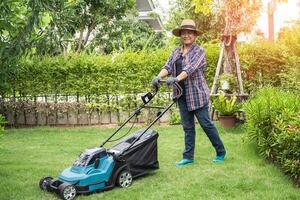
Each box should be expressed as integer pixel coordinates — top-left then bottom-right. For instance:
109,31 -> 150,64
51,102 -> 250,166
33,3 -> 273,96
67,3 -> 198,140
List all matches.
152,19 -> 226,166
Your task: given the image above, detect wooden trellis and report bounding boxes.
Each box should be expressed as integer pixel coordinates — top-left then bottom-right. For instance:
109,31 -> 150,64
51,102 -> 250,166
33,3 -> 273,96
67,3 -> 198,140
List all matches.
210,35 -> 248,119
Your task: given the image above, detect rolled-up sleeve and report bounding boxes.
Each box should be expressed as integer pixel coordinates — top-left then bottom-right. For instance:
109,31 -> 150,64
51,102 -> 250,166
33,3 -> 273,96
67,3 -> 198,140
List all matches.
183,48 -> 207,76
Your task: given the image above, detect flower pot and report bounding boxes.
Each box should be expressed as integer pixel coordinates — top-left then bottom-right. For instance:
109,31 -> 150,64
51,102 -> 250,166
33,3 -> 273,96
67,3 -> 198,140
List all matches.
219,115 -> 236,128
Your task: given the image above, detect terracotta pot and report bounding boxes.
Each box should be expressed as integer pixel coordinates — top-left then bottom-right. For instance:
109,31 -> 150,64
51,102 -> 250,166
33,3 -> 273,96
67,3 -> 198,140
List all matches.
219,115 -> 236,128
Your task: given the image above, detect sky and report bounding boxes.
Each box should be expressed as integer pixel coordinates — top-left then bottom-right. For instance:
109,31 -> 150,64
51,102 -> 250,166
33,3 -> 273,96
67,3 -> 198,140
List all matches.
156,0 -> 300,37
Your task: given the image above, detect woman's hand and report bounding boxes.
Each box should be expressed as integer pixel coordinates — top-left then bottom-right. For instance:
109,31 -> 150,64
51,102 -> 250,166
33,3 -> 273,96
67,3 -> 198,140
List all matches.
152,76 -> 162,86
166,77 -> 178,85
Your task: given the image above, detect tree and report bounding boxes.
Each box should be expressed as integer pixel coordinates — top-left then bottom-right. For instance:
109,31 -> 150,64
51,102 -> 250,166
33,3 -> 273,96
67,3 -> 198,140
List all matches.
33,0 -> 164,54
193,0 -> 263,95
166,0 -> 224,43
193,0 -> 262,35
0,0 -> 67,96
72,0 -> 135,53
87,19 -> 164,54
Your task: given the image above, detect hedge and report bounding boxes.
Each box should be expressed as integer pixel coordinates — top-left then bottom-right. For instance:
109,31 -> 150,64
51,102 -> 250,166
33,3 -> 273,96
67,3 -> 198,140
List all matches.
244,87 -> 300,186
0,43 -> 221,98
2,40 -> 298,98
238,40 -> 299,93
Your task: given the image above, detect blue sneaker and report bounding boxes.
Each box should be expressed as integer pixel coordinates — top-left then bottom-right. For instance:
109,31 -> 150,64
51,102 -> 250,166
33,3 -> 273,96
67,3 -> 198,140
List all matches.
175,159 -> 194,166
213,155 -> 225,162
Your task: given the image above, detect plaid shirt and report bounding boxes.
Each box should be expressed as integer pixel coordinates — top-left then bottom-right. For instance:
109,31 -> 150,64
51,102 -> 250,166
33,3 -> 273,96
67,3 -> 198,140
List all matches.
163,43 -> 210,111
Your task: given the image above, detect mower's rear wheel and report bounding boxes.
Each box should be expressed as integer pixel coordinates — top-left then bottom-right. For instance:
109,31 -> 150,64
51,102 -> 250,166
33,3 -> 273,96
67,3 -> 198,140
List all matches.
117,170 -> 133,188
39,176 -> 53,191
58,183 -> 77,200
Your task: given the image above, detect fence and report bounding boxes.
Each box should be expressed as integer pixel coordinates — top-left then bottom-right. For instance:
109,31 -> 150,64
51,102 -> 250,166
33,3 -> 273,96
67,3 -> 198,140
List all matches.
0,93 -> 173,127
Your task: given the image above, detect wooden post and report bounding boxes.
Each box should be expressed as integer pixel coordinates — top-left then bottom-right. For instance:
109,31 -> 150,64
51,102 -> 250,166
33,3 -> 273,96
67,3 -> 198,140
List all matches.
211,42 -> 224,95
55,94 -> 58,125
76,93 -> 80,125
34,96 -> 38,126
116,94 -> 120,124
45,95 -> 48,125
13,90 -> 17,126
233,43 -> 244,94
66,95 -> 69,125
23,97 -> 27,126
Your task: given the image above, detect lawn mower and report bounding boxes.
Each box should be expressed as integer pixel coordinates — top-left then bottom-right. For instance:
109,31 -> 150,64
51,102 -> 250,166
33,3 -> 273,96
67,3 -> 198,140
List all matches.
39,81 -> 182,200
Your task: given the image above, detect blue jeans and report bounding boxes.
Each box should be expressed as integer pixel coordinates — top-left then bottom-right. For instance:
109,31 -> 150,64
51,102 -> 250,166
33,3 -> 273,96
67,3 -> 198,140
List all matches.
178,97 -> 226,160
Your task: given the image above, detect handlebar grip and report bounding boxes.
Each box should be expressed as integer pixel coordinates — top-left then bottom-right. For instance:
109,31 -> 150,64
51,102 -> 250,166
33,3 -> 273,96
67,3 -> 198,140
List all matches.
153,80 -> 183,101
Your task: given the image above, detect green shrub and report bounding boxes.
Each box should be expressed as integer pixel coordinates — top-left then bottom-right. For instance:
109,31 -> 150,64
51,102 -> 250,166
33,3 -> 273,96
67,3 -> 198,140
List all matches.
244,86 -> 300,185
0,42 -> 220,98
169,108 -> 181,125
278,22 -> 300,57
202,42 -> 219,87
0,114 -> 6,133
239,41 -> 288,93
278,56 -> 300,93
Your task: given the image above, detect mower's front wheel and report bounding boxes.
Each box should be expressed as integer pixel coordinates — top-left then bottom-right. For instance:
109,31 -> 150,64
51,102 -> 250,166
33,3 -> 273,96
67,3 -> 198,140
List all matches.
39,176 -> 53,191
117,170 -> 133,188
58,183 -> 77,200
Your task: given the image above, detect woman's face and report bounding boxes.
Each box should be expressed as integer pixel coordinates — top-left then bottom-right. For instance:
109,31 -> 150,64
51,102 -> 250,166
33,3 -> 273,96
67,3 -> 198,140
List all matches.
180,29 -> 196,46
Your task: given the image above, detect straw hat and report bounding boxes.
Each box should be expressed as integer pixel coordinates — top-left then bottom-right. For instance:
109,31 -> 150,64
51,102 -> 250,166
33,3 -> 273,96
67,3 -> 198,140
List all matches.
172,19 -> 200,37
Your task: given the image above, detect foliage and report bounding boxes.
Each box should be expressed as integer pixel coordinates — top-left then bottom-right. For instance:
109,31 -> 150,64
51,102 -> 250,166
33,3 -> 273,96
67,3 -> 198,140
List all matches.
244,86 -> 300,185
40,0 -> 136,53
202,42 -> 219,87
211,91 -> 242,116
0,114 -> 5,133
0,0 -> 66,97
0,0 -> 162,61
32,0 -> 139,54
168,107 -> 181,125
278,56 -> 300,93
88,20 -> 165,54
1,42 -> 222,97
193,0 -> 214,16
217,73 -> 236,93
278,21 -> 300,56
193,0 -> 262,35
239,40 -> 289,93
0,42 -> 220,126
33,1 -> 78,55
166,0 -> 224,42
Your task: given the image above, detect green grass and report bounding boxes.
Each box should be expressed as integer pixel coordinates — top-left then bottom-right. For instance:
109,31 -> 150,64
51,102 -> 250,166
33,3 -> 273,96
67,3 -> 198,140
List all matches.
0,124 -> 299,200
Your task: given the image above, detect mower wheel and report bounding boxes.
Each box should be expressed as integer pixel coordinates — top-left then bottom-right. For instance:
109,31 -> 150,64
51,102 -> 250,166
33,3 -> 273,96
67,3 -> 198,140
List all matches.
58,183 -> 77,200
39,176 -> 53,191
117,170 -> 133,188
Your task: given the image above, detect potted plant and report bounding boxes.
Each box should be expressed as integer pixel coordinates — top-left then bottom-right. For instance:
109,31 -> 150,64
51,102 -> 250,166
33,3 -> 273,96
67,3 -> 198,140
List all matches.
217,73 -> 236,93
211,91 -> 242,128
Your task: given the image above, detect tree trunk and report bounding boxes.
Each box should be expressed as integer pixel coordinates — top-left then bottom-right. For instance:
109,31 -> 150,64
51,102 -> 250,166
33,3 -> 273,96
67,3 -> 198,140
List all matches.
76,22 -> 94,53
76,28 -> 84,53
83,23 -> 94,46
222,35 -> 237,75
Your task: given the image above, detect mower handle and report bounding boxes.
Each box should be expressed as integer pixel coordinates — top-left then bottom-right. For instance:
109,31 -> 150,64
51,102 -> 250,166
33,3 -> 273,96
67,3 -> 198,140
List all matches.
154,80 -> 183,101
100,79 -> 182,148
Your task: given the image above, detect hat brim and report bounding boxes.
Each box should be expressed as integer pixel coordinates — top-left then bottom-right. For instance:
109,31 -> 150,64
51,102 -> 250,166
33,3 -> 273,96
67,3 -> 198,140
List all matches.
172,28 -> 201,37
